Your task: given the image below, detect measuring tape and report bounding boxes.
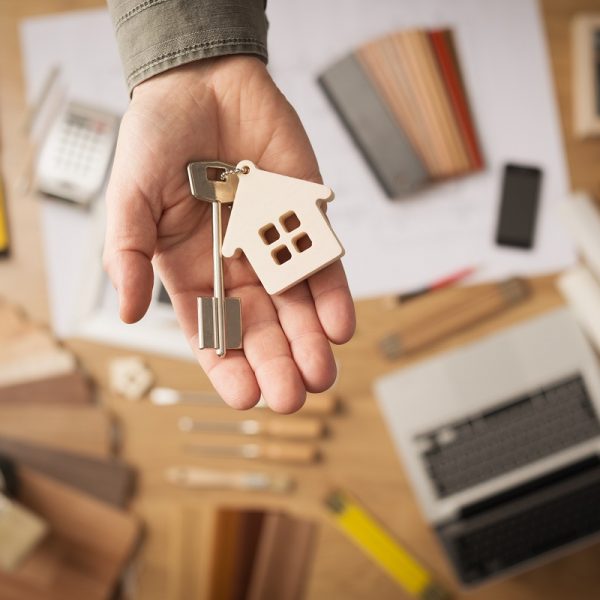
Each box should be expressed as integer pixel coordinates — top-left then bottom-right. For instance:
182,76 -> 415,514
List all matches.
325,490 -> 450,600
0,174 -> 9,257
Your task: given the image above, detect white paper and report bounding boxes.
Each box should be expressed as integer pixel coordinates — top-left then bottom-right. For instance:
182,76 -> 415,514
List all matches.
20,9 -> 129,337
267,0 -> 575,296
19,1 -> 575,343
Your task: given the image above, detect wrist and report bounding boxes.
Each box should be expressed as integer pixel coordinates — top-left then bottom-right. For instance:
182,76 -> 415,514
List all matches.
132,55 -> 268,101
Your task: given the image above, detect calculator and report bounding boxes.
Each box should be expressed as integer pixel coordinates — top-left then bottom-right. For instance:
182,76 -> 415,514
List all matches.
36,101 -> 120,206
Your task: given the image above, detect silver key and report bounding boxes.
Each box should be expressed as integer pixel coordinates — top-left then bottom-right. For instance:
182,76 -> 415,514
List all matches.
187,161 -> 242,357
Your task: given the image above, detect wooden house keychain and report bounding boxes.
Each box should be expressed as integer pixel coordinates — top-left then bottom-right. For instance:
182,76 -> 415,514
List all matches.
187,160 -> 345,357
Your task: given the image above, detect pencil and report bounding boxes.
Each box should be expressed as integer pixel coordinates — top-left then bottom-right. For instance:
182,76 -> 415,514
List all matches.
398,266 -> 476,303
0,169 -> 10,258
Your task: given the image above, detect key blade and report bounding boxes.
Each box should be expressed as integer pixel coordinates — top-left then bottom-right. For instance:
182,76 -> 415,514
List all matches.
187,161 -> 238,203
197,297 -> 242,350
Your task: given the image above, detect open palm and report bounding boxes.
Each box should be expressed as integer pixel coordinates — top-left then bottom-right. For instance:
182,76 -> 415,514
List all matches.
103,56 -> 355,413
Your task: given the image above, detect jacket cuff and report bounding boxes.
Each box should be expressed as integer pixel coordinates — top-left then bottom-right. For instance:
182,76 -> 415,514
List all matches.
107,0 -> 268,94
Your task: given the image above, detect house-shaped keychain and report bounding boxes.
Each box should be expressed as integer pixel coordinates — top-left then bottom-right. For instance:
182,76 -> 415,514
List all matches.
222,161 -> 345,295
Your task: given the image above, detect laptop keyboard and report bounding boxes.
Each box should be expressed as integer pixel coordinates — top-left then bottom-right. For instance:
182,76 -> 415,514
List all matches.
437,457 -> 600,584
417,375 -> 600,497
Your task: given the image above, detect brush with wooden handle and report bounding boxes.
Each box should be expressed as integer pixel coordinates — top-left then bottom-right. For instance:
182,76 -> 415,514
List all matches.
184,441 -> 319,465
178,416 -> 325,440
166,466 -> 295,493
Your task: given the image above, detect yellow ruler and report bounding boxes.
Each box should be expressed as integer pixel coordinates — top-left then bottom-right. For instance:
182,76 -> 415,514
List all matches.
325,490 -> 450,600
0,174 -> 9,257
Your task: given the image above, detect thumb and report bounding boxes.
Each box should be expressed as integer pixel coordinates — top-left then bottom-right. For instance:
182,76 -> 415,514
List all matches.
103,176 -> 158,324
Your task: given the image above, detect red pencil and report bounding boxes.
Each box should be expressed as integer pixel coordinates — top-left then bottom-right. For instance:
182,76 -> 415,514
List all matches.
398,266 -> 477,302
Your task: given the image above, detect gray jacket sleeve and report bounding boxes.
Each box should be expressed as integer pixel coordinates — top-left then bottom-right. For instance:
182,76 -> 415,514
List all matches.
107,0 -> 268,94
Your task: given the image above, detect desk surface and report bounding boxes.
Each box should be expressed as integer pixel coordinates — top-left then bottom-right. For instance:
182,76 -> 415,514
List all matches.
2,1 -> 600,599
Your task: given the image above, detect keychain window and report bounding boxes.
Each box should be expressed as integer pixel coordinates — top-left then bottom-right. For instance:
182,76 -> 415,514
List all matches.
293,233 -> 312,253
272,245 -> 292,265
260,224 -> 280,245
281,211 -> 301,232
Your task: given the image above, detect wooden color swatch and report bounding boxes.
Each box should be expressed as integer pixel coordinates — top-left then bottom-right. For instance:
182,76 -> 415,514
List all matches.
429,29 -> 484,170
207,509 -> 317,600
0,467 -> 141,600
0,437 -> 134,506
0,493 -> 48,572
407,30 -> 471,173
0,406 -> 114,458
358,38 -> 441,176
0,371 -> 93,405
393,31 -> 455,176
322,26 -> 485,197
0,330 -> 56,362
0,348 -> 76,388
209,509 -> 265,600
0,301 -> 79,388
247,512 -> 317,600
0,302 -> 29,342
318,53 -> 430,197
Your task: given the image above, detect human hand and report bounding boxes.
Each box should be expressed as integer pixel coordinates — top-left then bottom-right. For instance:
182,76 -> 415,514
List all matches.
103,56 -> 355,413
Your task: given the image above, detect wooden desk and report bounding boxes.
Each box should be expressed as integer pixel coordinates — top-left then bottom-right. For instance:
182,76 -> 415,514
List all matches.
1,1 -> 600,598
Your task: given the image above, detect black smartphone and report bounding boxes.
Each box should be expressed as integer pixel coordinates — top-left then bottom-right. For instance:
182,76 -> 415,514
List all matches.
495,164 -> 542,249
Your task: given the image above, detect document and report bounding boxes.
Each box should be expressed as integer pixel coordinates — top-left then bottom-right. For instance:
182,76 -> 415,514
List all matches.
20,1 -> 574,346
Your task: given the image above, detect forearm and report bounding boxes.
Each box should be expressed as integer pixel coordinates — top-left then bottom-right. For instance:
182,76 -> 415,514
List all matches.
107,0 -> 268,94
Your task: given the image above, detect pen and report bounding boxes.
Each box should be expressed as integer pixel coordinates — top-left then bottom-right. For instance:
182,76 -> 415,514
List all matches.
397,265 -> 477,303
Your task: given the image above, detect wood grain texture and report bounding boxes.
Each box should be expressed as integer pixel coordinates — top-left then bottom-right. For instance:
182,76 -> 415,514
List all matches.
358,37 -> 442,175
0,437 -> 135,506
540,0 -> 600,194
0,405 -> 113,457
0,467 -> 141,600
0,371 -> 93,405
1,1 -> 600,599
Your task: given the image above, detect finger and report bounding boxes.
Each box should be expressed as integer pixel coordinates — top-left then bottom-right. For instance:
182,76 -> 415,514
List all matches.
168,282 -> 306,414
308,260 -> 356,344
271,282 -> 337,393
103,176 -> 158,324
237,283 -> 307,414
167,287 -> 261,410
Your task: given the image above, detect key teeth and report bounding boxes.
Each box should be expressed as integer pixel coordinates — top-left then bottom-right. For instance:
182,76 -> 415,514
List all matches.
197,297 -> 243,352
224,297 -> 243,350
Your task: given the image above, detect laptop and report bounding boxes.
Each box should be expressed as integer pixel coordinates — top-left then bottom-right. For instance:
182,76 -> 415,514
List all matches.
376,308 -> 600,585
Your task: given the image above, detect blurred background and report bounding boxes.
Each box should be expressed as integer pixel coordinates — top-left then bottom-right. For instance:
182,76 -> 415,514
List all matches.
1,0 -> 600,598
